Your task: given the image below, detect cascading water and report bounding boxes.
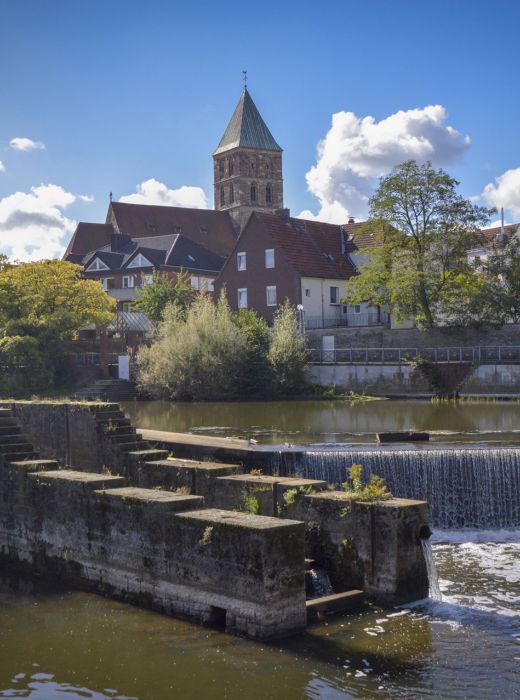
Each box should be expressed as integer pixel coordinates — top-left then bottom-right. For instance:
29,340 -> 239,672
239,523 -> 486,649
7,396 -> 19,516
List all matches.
305,566 -> 335,599
420,537 -> 442,601
281,447 -> 520,529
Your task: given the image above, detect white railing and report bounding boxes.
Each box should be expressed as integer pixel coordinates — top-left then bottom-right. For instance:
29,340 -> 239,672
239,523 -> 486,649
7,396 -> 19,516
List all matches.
309,346 -> 520,364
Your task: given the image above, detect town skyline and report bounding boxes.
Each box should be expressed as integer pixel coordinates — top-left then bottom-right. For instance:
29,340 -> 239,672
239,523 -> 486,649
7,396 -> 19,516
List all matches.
1,0 -> 520,261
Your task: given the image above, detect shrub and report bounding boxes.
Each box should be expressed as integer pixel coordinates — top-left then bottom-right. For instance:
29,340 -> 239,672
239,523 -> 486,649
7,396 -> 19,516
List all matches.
341,464 -> 391,502
243,493 -> 260,514
268,301 -> 308,395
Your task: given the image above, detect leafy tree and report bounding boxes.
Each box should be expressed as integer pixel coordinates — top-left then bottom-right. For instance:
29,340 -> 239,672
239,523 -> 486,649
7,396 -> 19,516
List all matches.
138,293 -> 247,400
133,271 -> 197,322
268,301 -> 308,394
346,161 -> 494,329
233,309 -> 273,396
0,260 -> 115,390
482,233 -> 520,323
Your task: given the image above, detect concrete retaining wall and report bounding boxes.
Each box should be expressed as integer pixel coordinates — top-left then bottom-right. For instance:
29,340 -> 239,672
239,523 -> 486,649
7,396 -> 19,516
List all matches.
307,363 -> 520,396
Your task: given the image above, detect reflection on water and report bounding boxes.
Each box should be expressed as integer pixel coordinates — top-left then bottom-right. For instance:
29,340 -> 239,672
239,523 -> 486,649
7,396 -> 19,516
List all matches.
0,531 -> 518,699
122,399 -> 520,446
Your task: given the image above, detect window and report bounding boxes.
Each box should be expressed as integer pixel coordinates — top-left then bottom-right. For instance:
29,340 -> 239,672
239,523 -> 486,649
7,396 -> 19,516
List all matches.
229,183 -> 234,203
220,186 -> 225,207
101,278 -> 115,291
305,288 -> 310,297
121,302 -> 132,312
143,274 -> 153,285
266,184 -> 272,205
127,253 -> 153,268
86,257 -> 109,272
228,158 -> 234,176
265,160 -> 271,176
251,161 -> 256,174
237,252 -> 246,271
122,275 -> 134,289
265,248 -> 275,268
191,276 -> 200,290
266,285 -> 277,306
237,288 -> 248,308
205,278 -> 215,292
250,183 -> 257,202
218,160 -> 224,177
330,286 -> 340,304
354,305 -> 361,313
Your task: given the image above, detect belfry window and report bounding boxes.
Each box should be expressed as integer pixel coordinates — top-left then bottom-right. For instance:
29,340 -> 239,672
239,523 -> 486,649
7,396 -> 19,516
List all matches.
220,186 -> 225,206
219,160 -> 224,177
229,183 -> 234,203
250,183 -> 257,202
266,184 -> 272,205
229,158 -> 234,176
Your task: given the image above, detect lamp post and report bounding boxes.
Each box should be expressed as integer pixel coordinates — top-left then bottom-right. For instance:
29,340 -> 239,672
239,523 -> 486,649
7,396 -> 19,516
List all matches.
297,304 -> 304,334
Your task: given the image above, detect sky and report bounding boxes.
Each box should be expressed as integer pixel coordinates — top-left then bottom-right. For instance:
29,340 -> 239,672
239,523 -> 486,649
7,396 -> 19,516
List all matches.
1,0 -> 520,260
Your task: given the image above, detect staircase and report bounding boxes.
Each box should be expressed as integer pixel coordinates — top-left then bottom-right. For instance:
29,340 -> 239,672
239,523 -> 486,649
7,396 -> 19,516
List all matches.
0,407 -> 60,472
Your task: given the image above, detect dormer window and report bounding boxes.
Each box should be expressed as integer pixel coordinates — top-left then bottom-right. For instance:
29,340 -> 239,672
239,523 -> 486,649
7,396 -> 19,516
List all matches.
127,253 -> 153,269
86,257 -> 109,272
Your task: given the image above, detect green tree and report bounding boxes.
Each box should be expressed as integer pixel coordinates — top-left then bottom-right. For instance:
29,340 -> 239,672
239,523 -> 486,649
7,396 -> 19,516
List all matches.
482,233 -> 520,323
138,293 -> 247,400
346,161 -> 494,329
268,301 -> 308,394
233,309 -> 274,396
133,271 -> 197,322
0,259 -> 115,390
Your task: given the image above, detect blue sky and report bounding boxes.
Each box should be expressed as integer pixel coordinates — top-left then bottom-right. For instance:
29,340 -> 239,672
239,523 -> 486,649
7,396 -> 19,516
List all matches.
1,0 -> 520,259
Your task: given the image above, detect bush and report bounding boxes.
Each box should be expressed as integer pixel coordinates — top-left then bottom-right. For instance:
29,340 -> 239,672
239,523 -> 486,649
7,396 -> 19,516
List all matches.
0,335 -> 52,396
341,464 -> 392,502
268,301 -> 308,395
138,293 -> 247,400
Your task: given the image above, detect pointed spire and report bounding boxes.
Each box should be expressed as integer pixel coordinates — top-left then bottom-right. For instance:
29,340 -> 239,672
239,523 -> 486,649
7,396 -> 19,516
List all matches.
213,89 -> 281,155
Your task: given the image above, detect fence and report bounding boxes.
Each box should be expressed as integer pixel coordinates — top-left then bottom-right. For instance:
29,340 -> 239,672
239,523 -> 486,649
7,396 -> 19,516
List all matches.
309,346 -> 520,364
305,311 -> 390,330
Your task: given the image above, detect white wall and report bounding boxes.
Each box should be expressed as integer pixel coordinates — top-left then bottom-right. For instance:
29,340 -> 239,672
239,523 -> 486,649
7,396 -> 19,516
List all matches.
300,277 -> 373,323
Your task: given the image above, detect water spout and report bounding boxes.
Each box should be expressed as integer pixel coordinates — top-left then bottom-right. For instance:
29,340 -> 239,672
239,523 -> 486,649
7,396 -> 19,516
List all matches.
420,536 -> 442,601
305,566 -> 334,599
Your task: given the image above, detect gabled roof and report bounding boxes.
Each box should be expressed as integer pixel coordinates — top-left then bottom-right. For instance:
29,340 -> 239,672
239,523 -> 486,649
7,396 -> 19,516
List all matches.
166,235 -> 225,271
107,202 -> 237,258
213,89 -> 282,155
64,223 -> 114,260
251,212 -> 357,279
478,223 -> 519,247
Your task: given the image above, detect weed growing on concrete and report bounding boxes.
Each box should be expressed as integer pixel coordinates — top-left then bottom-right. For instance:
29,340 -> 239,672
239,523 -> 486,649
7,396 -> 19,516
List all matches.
249,468 -> 263,476
341,464 -> 391,502
283,488 -> 299,506
175,486 -> 191,495
243,494 -> 260,515
199,526 -> 213,546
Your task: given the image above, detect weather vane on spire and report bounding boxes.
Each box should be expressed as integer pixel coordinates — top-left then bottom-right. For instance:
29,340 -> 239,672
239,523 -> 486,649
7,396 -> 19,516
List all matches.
242,70 -> 248,89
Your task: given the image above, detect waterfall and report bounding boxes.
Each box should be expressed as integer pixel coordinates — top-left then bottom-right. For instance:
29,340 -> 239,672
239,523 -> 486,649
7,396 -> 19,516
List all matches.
285,447 -> 520,529
305,566 -> 335,599
420,538 -> 442,601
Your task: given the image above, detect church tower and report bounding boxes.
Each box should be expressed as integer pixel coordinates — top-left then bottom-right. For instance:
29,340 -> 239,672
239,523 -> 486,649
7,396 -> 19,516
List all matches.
213,88 -> 283,231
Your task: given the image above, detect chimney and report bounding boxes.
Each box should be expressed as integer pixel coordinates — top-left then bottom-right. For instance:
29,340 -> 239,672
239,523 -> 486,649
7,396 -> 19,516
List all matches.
348,217 -> 355,224
276,208 -> 291,223
498,207 -> 505,242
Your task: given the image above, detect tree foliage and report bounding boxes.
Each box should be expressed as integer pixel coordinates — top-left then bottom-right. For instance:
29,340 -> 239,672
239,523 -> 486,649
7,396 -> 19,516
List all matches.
137,296 -> 308,400
346,160 -> 494,329
481,234 -> 520,323
133,271 -> 197,322
0,260 -> 115,393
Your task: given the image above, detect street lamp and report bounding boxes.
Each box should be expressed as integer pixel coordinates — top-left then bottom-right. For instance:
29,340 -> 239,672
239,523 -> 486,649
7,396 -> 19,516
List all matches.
296,304 -> 304,334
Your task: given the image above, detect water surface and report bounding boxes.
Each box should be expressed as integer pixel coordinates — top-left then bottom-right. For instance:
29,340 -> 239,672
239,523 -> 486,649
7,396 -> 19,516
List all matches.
0,532 -> 518,699
122,399 -> 520,446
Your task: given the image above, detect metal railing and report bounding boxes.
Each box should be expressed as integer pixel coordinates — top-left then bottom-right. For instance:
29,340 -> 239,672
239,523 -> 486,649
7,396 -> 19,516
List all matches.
305,311 -> 390,330
309,346 -> 520,364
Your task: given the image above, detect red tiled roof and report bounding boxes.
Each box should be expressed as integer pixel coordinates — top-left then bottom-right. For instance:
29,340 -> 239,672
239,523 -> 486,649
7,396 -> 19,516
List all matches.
254,212 -> 357,279
478,223 -> 519,246
64,223 -> 114,259
108,202 -> 237,258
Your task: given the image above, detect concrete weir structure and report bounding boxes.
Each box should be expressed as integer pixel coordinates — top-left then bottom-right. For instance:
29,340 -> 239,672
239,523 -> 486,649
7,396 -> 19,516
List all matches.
0,401 -> 430,640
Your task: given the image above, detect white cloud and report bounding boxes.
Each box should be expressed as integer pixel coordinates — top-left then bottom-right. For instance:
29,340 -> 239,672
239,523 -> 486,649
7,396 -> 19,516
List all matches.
300,105 -> 471,223
0,161 -> 5,172
119,178 -> 208,209
0,184 -> 91,261
9,137 -> 46,152
482,167 -> 520,219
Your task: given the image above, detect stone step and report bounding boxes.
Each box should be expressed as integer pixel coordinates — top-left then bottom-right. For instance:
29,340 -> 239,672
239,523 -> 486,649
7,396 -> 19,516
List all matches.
108,432 -> 138,443
116,441 -> 146,452
96,486 -> 204,512
8,459 -> 60,472
0,426 -> 21,436
104,425 -> 137,436
0,417 -> 17,427
0,442 -> 33,454
306,590 -> 365,620
0,434 -> 30,445
0,408 -> 14,417
126,449 -> 169,462
96,415 -> 130,426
